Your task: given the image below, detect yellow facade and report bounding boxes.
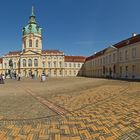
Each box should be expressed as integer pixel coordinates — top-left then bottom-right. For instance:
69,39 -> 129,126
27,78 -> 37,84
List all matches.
81,34 -> 140,79
0,7 -> 85,78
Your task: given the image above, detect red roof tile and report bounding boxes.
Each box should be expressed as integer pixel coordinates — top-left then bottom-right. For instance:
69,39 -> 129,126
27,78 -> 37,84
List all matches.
114,34 -> 140,48
86,48 -> 107,61
86,34 -> 140,61
42,50 -> 64,54
65,56 -> 86,62
6,51 -> 21,56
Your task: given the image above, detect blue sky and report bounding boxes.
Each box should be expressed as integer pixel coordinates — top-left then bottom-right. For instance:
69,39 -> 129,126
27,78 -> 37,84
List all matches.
0,0 -> 140,56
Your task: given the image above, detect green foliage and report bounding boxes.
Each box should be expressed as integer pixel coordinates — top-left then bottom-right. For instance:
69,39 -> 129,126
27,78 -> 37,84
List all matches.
9,59 -> 13,68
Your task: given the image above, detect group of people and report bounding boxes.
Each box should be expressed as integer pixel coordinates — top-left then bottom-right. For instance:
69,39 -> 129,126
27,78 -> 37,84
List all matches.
0,74 -> 5,84
0,72 -> 47,83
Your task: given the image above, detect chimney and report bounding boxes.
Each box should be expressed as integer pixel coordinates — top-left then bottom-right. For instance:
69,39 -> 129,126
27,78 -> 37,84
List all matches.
132,33 -> 137,37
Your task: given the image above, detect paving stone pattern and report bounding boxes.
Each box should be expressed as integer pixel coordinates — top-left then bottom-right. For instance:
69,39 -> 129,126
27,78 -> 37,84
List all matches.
0,78 -> 140,140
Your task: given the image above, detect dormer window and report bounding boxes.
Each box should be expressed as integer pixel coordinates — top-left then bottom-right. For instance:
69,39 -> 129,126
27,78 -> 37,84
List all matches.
29,39 -> 32,47
28,24 -> 32,30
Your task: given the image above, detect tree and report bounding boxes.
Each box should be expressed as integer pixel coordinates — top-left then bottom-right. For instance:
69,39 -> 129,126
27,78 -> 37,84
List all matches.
9,59 -> 13,68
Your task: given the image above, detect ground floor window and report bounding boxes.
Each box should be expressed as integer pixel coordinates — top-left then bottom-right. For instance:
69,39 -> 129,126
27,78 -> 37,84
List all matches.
28,70 -> 32,77
120,66 -> 122,77
34,70 -> 38,77
54,69 -> 56,76
23,70 -> 26,77
65,70 -> 67,76
69,70 -> 71,75
59,70 -> 62,76
125,66 -> 128,78
132,65 -> 136,78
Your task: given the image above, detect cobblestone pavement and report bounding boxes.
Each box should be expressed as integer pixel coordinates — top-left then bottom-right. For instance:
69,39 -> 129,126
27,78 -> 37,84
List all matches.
0,78 -> 140,140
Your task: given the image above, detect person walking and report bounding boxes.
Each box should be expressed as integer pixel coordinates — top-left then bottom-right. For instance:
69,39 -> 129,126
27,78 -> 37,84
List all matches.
0,74 -> 2,84
2,74 -> 5,84
18,73 -> 21,81
0,74 -> 4,84
41,73 -> 46,82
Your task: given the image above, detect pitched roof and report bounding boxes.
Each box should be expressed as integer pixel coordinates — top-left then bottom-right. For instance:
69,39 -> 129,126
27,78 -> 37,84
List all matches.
114,34 -> 140,49
65,56 -> 86,62
5,51 -> 21,56
42,50 -> 64,54
86,34 -> 140,62
86,48 -> 107,61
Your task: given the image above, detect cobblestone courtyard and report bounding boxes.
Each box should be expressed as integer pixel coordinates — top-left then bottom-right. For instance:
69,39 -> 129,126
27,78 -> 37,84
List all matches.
0,77 -> 140,140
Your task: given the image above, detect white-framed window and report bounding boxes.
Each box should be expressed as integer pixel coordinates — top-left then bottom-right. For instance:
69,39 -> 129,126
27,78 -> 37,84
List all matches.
132,65 -> 136,78
34,59 -> 38,67
106,56 -> 108,64
29,39 -> 32,47
100,58 -> 102,66
120,66 -> 122,77
54,69 -> 56,75
132,48 -> 136,59
59,70 -> 62,75
113,53 -> 116,62
109,55 -> 111,63
69,70 -> 71,75
65,63 -> 67,67
59,62 -> 62,68
53,62 -> 56,67
119,52 -> 122,61
4,63 -> 7,69
92,61 -> 94,66
103,57 -> 105,65
48,62 -> 51,68
23,59 -> 26,67
28,59 -> 32,67
65,70 -> 67,75
125,66 -> 128,77
42,61 -> 45,67
125,50 -> 128,60
36,39 -> 38,47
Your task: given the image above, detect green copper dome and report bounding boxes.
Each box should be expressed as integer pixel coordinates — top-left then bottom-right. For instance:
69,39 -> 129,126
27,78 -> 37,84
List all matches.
22,6 -> 42,36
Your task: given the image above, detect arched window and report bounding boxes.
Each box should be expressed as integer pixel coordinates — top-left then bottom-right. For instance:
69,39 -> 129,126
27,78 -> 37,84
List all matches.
59,62 -> 62,68
14,62 -> 16,69
42,61 -> 45,67
36,40 -> 38,47
29,39 -> 32,47
34,59 -> 38,67
54,69 -> 56,75
53,62 -> 56,67
28,59 -> 32,67
23,59 -> 26,67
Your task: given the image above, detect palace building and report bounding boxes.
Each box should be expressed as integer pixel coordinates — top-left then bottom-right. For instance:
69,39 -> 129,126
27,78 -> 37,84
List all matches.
1,7 -> 140,80
80,33 -> 140,79
0,7 -> 86,77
